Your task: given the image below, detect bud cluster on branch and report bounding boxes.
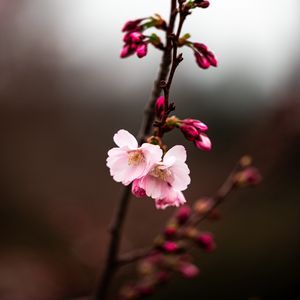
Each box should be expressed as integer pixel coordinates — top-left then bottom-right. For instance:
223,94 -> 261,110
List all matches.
95,1 -> 262,300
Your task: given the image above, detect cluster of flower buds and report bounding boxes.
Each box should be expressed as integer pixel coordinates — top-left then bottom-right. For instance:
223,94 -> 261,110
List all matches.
121,15 -> 166,59
179,118 -> 212,151
154,96 -> 212,151
119,204 -> 216,299
121,19 -> 148,59
193,42 -> 218,69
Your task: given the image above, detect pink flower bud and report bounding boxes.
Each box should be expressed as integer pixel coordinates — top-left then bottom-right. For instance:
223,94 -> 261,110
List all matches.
183,119 -> 208,132
235,167 -> 262,187
198,1 -> 210,9
194,133 -> 212,151
129,31 -> 143,43
180,263 -> 200,278
206,51 -> 218,67
196,232 -> 215,252
131,179 -> 146,198
195,52 -> 210,69
163,241 -> 178,253
164,225 -> 177,238
120,44 -> 134,58
155,96 -> 165,119
194,42 -> 208,53
180,124 -> 199,141
122,18 -> 144,32
193,42 -> 218,69
176,205 -> 191,224
136,43 -> 148,58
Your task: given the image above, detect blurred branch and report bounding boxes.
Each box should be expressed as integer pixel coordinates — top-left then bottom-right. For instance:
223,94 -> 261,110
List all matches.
117,156 -> 257,266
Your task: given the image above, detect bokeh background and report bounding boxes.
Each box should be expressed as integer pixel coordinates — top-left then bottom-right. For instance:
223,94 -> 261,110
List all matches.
0,0 -> 300,299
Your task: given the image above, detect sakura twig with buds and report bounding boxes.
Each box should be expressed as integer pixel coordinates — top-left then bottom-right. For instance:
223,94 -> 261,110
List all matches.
117,155 -> 261,267
95,1 -> 259,300
117,156 -> 261,299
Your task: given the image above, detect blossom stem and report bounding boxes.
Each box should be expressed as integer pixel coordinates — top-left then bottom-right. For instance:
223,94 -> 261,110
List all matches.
138,0 -> 177,142
94,1 -> 179,299
159,4 -> 187,137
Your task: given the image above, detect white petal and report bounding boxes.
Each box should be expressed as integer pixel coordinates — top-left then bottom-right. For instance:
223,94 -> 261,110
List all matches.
164,145 -> 187,163
113,129 -> 138,149
141,143 -> 163,174
170,163 -> 191,190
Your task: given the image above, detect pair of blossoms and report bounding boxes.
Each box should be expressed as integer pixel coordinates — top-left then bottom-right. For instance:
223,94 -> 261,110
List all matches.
107,120 -> 211,209
107,130 -> 190,210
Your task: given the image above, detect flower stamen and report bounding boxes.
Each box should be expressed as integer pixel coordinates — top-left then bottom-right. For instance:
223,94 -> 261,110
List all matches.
127,150 -> 145,166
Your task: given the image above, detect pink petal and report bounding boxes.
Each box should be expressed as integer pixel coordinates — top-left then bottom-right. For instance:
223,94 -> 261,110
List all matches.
141,143 -> 163,175
195,134 -> 212,151
170,163 -> 191,191
164,145 -> 187,163
113,129 -> 138,149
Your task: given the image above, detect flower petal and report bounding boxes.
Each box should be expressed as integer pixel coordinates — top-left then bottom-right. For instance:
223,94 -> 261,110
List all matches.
113,129 -> 138,149
164,145 -> 187,163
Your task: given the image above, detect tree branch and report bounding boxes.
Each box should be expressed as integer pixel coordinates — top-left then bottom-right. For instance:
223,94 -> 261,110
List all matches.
94,1 -> 179,299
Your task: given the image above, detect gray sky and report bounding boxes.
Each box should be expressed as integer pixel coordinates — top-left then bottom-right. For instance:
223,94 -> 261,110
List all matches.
11,0 -> 300,99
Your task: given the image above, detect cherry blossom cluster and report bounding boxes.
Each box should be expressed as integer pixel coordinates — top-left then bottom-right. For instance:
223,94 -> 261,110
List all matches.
121,15 -> 165,59
107,130 -> 191,209
120,2 -> 218,70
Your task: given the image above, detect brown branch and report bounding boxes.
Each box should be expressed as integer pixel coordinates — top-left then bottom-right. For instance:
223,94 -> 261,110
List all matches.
138,0 -> 178,142
93,1 -> 179,299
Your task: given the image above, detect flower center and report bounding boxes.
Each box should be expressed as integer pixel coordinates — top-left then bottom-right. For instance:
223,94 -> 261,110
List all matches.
150,165 -> 172,181
127,150 -> 145,166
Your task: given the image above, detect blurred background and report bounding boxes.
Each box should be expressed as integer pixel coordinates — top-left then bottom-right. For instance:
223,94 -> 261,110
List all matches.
0,0 -> 300,299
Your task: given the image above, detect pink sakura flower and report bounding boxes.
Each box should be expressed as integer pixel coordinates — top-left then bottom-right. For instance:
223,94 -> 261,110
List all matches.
193,42 -> 217,69
136,145 -> 190,200
155,189 -> 186,210
106,130 -> 162,186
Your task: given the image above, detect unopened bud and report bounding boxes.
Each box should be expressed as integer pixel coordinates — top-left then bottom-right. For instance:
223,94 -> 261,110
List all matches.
163,241 -> 178,253
193,197 -> 213,215
196,232 -> 216,252
234,167 -> 262,187
180,263 -> 200,278
194,133 -> 212,151
195,52 -> 210,69
155,96 -> 165,119
176,205 -> 192,224
164,224 -> 177,239
131,179 -> 146,198
197,1 -> 210,9
136,43 -> 148,58
180,124 -> 199,141
122,18 -> 144,32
